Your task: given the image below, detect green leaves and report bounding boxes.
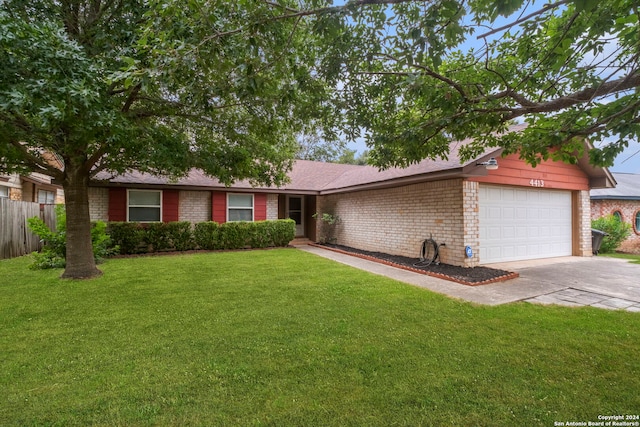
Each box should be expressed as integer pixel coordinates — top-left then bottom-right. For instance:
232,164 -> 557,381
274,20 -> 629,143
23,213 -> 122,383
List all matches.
334,0 -> 639,168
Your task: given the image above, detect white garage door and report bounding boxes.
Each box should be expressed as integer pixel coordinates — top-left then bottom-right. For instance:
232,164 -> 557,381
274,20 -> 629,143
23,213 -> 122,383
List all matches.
479,185 -> 572,264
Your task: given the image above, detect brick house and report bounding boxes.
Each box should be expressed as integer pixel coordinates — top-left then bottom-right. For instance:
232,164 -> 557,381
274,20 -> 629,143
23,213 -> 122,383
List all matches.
591,173 -> 640,253
0,172 -> 64,204
89,141 -> 614,267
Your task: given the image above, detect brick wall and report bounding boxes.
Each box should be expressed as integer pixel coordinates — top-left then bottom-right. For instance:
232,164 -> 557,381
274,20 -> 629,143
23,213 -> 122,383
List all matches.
9,187 -> 22,201
462,181 -> 480,267
55,189 -> 65,204
318,178 -> 472,267
179,191 -> 211,223
576,190 -> 593,256
591,199 -> 640,253
266,194 -> 278,220
88,187 -> 109,221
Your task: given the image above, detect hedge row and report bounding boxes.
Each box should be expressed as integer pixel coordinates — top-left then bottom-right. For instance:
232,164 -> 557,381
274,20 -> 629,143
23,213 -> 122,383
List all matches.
107,219 -> 296,255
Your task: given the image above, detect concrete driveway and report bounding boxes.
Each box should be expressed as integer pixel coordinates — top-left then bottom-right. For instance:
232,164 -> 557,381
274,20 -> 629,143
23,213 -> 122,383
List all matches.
299,245 -> 640,311
484,256 -> 640,310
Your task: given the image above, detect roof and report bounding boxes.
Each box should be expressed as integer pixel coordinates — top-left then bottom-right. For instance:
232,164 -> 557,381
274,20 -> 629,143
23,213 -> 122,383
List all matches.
591,173 -> 640,200
92,131 -> 615,194
93,141 -> 500,194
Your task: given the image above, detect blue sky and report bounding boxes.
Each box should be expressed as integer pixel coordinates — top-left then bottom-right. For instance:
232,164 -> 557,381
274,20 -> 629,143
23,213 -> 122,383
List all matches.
610,141 -> 640,173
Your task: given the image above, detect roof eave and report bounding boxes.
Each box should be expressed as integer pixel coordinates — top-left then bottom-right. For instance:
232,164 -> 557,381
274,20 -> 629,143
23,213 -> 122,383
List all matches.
576,140 -> 616,189
590,195 -> 640,201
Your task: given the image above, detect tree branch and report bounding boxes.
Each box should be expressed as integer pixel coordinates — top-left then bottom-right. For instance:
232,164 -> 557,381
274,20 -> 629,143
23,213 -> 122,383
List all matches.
477,0 -> 573,39
121,82 -> 142,112
378,53 -> 472,101
7,138 -> 64,180
505,71 -> 640,119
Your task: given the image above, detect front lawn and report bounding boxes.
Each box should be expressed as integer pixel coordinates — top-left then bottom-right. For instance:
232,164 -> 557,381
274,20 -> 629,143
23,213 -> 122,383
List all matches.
601,252 -> 640,264
1,249 -> 639,426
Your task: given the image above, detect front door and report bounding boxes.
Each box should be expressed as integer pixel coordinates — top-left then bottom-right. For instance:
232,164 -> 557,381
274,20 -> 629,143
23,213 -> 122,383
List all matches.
287,195 -> 304,236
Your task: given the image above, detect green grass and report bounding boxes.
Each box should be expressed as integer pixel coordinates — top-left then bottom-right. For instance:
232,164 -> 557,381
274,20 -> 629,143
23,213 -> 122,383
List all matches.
1,249 -> 639,426
601,252 -> 640,264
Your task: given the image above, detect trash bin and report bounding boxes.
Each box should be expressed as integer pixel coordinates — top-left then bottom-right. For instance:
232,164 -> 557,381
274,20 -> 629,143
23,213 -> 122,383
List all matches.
591,229 -> 608,255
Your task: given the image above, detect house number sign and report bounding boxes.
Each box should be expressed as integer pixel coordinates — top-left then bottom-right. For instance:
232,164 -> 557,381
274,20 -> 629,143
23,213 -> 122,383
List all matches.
529,179 -> 545,188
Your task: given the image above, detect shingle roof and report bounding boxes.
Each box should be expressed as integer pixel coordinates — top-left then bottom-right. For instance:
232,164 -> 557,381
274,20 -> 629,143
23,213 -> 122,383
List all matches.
591,173 -> 640,200
93,141 -> 499,194
93,124 -> 615,193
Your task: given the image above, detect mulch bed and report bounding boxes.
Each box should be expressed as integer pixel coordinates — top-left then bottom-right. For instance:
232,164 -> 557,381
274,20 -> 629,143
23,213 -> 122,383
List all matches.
314,243 -> 519,286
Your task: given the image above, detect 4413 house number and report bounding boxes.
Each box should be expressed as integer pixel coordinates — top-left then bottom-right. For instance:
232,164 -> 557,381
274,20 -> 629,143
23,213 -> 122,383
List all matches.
530,179 -> 545,187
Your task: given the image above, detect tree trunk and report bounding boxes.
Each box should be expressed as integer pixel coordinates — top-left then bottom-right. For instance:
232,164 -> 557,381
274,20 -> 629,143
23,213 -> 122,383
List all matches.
61,164 -> 102,279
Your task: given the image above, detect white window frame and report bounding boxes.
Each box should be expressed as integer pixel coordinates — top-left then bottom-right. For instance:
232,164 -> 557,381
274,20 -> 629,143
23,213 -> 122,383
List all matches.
37,189 -> 56,204
127,189 -> 162,223
227,193 -> 254,222
0,186 -> 8,198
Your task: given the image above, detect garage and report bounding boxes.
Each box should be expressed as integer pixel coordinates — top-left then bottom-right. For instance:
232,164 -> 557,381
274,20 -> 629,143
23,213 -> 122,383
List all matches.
479,184 -> 573,264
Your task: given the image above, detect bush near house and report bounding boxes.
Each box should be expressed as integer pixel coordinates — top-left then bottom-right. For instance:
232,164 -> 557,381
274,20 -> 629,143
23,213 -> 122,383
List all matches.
591,215 -> 632,253
110,219 -> 296,255
27,205 -> 115,269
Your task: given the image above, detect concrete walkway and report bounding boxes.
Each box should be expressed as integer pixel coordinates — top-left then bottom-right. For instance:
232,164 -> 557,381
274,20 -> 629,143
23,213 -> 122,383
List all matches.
297,245 -> 640,311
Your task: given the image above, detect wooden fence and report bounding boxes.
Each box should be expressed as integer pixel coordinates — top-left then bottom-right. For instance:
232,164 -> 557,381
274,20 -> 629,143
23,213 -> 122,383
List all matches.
0,198 -> 57,259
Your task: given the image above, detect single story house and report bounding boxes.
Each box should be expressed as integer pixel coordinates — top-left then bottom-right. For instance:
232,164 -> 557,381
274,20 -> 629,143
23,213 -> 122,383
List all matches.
591,172 -> 640,253
89,139 -> 615,267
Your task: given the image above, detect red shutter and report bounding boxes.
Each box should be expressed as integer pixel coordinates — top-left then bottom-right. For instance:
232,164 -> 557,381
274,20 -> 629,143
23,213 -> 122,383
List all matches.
212,191 -> 226,223
162,190 -> 179,222
254,193 -> 267,221
108,188 -> 127,221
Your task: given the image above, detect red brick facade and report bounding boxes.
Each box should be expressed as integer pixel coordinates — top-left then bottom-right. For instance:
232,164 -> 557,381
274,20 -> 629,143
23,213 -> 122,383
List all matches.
591,199 -> 640,253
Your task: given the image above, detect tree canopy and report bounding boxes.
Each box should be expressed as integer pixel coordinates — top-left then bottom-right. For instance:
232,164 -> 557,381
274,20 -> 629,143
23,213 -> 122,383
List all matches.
335,0 -> 639,168
1,0 -> 637,278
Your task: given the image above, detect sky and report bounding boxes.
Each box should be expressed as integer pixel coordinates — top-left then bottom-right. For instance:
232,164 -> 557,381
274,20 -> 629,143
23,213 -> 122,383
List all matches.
610,141 -> 640,173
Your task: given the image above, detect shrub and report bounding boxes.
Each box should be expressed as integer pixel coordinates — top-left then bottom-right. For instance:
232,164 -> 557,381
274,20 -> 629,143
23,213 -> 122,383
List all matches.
166,222 -> 195,251
27,205 -> 116,269
591,215 -> 632,253
194,222 -> 221,250
145,223 -> 172,252
313,212 -> 340,244
270,219 -> 296,247
218,222 -> 251,250
27,204 -> 67,269
248,221 -> 270,248
107,219 -> 295,254
91,221 -> 117,263
107,222 -> 146,254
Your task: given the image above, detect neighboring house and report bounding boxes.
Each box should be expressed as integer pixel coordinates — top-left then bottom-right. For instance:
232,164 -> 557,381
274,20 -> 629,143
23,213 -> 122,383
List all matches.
89,139 -> 614,268
0,173 -> 64,204
591,172 -> 640,253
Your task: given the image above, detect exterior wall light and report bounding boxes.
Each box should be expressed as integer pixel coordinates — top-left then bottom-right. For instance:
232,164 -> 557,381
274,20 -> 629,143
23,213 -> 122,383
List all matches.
477,157 -> 499,170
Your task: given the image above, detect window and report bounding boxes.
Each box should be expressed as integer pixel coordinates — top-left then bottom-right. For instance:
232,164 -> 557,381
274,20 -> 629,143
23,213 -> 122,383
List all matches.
128,190 -> 161,222
38,189 -> 56,204
613,211 -> 623,221
635,212 -> 640,234
227,194 -> 253,222
0,186 -> 8,198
